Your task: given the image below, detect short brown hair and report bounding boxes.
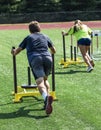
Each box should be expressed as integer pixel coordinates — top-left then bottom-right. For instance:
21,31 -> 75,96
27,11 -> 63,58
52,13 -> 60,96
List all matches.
29,21 -> 41,33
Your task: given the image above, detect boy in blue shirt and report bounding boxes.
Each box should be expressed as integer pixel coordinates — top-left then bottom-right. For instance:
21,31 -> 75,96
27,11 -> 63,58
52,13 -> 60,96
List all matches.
11,21 -> 56,115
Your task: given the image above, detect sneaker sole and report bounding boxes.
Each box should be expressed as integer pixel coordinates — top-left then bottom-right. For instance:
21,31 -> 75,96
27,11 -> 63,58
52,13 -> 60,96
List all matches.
87,68 -> 93,72
45,96 -> 53,115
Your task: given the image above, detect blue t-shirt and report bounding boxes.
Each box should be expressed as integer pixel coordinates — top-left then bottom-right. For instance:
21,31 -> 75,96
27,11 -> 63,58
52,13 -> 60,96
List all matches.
19,32 -> 53,64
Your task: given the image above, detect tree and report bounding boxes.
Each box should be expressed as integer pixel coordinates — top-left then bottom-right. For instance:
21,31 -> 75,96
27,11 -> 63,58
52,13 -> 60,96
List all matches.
0,0 -> 21,13
76,0 -> 96,11
0,0 -> 100,13
95,0 -> 101,10
17,0 -> 60,12
59,0 -> 97,11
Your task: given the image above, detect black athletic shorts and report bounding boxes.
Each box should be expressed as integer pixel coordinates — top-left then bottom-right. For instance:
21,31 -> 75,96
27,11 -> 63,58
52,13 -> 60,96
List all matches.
77,38 -> 91,46
30,55 -> 52,80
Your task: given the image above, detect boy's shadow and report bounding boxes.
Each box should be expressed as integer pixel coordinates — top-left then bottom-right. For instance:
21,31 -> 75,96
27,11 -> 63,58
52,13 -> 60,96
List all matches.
0,100 -> 49,120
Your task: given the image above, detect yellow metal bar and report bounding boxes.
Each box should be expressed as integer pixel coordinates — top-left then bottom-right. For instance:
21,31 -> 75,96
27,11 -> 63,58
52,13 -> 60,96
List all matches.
13,86 -> 57,103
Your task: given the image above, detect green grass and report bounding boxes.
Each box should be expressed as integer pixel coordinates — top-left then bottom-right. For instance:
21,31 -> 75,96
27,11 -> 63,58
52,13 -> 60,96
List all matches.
0,28 -> 101,130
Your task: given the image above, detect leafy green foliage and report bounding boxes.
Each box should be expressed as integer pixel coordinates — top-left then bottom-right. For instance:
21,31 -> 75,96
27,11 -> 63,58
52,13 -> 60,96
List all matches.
0,0 -> 100,13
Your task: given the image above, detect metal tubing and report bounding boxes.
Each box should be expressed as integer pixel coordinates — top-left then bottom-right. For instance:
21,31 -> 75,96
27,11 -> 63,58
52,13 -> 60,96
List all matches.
70,45 -> 73,60
91,37 -> 93,55
96,34 -> 99,51
74,46 -> 76,61
71,35 -> 73,46
52,54 -> 55,91
28,66 -> 31,85
12,47 -> 17,93
62,35 -> 66,62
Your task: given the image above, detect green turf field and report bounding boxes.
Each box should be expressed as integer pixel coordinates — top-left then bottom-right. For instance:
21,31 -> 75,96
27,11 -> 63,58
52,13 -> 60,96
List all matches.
0,28 -> 101,130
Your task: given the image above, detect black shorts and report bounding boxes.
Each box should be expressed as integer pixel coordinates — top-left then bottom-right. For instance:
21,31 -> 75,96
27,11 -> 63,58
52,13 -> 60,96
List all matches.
30,55 -> 52,80
77,38 -> 91,46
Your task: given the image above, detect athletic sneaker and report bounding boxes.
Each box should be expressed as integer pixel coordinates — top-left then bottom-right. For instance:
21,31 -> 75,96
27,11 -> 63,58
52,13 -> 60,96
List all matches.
45,96 -> 53,115
87,66 -> 94,72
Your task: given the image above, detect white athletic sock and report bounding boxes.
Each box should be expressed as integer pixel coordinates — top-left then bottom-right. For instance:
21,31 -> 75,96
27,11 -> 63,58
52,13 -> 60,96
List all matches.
42,92 -> 47,100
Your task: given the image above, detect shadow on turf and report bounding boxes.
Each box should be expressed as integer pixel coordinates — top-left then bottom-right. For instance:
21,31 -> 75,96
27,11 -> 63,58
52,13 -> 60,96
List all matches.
0,101 -> 50,119
55,69 -> 87,74
56,64 -> 87,74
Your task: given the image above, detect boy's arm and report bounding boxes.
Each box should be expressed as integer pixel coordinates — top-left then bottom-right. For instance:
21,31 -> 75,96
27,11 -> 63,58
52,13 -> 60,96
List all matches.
11,47 -> 22,56
50,46 -> 56,54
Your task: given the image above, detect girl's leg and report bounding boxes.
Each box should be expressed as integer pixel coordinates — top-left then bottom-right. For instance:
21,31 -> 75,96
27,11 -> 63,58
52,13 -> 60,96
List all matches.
79,45 -> 92,67
85,46 -> 95,67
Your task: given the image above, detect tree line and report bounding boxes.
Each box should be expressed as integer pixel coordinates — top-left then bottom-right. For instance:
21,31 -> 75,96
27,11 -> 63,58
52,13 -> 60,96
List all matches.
0,0 -> 101,13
